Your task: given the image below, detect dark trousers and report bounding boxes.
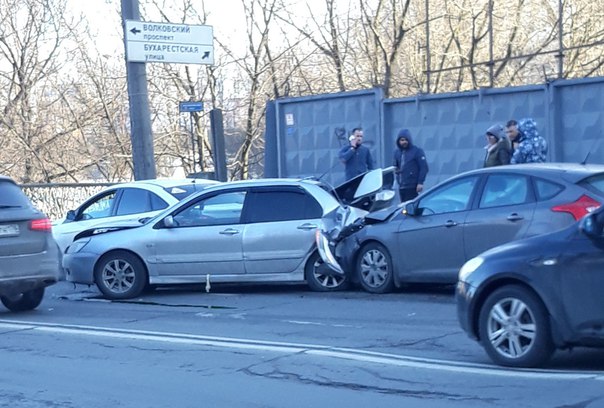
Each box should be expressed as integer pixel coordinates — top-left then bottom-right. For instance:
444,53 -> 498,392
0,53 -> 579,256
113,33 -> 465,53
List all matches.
399,187 -> 418,202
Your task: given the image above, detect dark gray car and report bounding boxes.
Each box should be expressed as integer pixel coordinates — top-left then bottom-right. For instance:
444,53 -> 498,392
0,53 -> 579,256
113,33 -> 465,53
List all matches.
317,163 -> 604,293
0,175 -> 61,311
457,204 -> 604,367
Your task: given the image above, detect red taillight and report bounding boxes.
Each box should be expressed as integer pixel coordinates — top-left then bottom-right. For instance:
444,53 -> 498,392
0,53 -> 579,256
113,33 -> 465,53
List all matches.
551,195 -> 601,221
29,218 -> 52,232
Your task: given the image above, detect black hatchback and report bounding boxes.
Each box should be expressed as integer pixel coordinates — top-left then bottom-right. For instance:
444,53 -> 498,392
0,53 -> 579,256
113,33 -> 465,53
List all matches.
456,204 -> 604,367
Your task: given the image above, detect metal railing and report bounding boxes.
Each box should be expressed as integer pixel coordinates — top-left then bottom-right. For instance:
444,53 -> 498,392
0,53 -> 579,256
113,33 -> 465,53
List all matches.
21,183 -> 115,222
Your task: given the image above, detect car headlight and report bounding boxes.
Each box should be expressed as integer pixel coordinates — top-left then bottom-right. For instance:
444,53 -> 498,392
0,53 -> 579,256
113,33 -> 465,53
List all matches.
458,256 -> 484,281
66,238 -> 91,254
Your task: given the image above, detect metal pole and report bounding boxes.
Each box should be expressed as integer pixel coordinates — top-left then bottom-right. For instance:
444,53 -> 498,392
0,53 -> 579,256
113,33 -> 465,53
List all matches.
121,0 -> 156,180
557,0 -> 564,78
425,0 -> 431,93
488,0 -> 494,87
189,113 -> 196,173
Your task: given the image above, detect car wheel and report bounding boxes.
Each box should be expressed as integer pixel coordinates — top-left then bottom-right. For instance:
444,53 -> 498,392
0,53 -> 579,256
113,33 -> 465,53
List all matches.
1,287 -> 45,312
95,251 -> 147,300
478,285 -> 554,368
357,242 -> 394,294
305,252 -> 348,292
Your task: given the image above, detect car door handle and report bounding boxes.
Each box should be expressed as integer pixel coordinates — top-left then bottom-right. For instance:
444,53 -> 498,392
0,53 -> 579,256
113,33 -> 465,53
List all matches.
297,223 -> 318,231
507,213 -> 524,221
219,228 -> 240,235
445,220 -> 458,227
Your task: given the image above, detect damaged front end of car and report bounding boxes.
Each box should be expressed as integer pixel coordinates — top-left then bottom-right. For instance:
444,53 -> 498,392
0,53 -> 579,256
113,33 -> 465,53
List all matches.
317,167 -> 397,276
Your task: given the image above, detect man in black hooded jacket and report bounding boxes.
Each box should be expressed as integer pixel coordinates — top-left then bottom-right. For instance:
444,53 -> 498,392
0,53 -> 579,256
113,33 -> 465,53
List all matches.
393,129 -> 429,202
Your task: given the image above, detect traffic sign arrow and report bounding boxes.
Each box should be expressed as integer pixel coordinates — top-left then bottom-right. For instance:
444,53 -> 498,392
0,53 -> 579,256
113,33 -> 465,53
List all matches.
202,51 -> 210,59
130,27 -> 141,35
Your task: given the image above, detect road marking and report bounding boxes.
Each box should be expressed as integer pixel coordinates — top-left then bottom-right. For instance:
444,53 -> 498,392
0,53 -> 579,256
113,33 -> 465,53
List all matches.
0,319 -> 602,381
286,320 -> 363,329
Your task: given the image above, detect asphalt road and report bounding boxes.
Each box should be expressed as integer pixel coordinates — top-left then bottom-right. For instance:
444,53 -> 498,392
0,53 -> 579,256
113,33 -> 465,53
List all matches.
1,281 -> 603,408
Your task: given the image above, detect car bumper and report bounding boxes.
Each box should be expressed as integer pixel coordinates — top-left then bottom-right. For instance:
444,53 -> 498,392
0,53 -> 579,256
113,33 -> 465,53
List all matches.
63,252 -> 99,285
316,230 -> 345,275
456,280 -> 478,340
0,243 -> 61,296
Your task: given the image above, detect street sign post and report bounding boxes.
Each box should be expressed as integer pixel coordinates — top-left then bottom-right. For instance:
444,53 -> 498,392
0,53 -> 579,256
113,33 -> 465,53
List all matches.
125,20 -> 214,65
179,101 -> 204,113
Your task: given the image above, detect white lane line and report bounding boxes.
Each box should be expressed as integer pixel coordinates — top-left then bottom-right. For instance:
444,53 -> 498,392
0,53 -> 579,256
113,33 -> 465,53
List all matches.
0,319 -> 602,381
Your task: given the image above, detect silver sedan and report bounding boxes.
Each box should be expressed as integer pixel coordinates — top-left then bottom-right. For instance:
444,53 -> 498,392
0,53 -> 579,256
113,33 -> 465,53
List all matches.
63,173 -> 393,299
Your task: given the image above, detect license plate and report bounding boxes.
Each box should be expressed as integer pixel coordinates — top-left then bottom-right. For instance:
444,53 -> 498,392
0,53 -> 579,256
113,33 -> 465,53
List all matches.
0,224 -> 19,237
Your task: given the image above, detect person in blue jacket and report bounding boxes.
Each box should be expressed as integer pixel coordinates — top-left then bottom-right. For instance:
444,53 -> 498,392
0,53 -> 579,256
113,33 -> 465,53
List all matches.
510,118 -> 548,164
393,129 -> 429,202
338,127 -> 375,181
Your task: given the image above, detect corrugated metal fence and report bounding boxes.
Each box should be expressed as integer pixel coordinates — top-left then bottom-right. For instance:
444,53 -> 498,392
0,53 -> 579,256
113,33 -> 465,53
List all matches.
265,77 -> 604,188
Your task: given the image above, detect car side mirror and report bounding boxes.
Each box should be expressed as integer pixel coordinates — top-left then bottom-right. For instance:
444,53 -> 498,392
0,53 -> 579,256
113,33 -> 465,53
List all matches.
65,210 -> 76,222
579,214 -> 603,238
580,213 -> 603,238
403,201 -> 417,216
163,215 -> 176,228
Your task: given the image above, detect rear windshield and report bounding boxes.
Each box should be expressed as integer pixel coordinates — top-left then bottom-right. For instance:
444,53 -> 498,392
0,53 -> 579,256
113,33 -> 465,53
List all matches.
163,183 -> 211,201
0,180 -> 31,208
578,174 -> 604,197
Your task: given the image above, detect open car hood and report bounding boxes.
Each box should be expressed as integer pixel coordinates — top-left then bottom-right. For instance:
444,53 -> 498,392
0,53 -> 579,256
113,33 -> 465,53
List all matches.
333,166 -> 396,209
319,167 -> 397,246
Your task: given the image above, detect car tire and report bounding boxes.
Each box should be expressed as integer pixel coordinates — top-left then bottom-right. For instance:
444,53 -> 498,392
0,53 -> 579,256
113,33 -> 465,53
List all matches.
305,251 -> 348,292
357,242 -> 394,294
478,285 -> 554,368
95,251 -> 147,300
1,287 -> 45,312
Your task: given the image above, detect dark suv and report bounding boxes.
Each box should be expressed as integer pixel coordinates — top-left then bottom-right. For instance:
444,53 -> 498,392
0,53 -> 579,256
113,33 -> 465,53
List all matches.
0,175 -> 60,311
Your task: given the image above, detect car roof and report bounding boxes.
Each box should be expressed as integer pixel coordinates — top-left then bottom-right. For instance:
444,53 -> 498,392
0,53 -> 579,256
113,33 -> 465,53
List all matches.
110,178 -> 220,189
0,175 -> 16,184
195,178 -> 321,190
460,162 -> 604,183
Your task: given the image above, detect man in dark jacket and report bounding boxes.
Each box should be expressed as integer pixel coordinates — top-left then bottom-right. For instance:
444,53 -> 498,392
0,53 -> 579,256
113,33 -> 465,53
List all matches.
393,129 -> 429,202
338,127 -> 375,181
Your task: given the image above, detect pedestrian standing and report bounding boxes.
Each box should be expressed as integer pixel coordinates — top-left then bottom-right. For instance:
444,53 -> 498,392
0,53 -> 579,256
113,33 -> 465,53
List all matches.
338,127 -> 375,181
483,124 -> 511,167
510,118 -> 547,164
505,119 -> 520,156
393,129 -> 429,202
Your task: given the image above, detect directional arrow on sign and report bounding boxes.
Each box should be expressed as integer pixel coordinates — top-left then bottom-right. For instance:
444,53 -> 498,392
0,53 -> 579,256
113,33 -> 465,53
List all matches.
130,27 -> 141,35
202,51 -> 210,59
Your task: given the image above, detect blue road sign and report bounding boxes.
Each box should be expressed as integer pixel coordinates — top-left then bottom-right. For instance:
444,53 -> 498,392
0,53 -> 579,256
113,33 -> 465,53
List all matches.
179,101 -> 204,112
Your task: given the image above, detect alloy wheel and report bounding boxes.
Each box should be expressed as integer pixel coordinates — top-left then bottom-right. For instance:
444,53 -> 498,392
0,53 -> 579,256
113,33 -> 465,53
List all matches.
486,297 -> 537,359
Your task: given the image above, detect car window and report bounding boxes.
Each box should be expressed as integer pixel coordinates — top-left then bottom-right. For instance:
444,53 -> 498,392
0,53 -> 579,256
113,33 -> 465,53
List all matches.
150,194 -> 169,211
533,178 -> 563,201
579,173 -> 604,197
479,174 -> 530,208
116,188 -> 156,216
246,190 -> 323,223
418,176 -> 478,215
164,184 -> 204,201
0,180 -> 30,207
172,191 -> 246,227
79,191 -> 117,220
